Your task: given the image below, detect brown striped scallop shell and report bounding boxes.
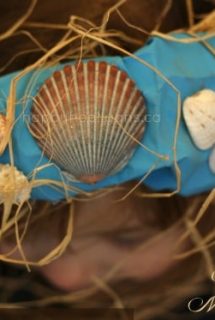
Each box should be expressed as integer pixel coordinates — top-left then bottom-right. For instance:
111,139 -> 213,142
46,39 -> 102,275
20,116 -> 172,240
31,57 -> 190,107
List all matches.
30,61 -> 146,184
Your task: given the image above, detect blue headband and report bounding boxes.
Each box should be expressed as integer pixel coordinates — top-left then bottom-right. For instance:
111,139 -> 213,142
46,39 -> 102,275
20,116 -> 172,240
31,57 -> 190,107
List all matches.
0,32 -> 214,201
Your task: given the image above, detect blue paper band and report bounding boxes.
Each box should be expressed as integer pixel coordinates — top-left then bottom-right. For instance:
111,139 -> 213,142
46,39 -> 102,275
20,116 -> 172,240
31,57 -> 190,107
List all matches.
0,33 -> 214,200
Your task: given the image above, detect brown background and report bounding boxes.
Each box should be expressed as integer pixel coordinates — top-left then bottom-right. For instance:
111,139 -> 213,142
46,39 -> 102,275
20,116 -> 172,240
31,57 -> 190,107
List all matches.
0,0 -> 214,74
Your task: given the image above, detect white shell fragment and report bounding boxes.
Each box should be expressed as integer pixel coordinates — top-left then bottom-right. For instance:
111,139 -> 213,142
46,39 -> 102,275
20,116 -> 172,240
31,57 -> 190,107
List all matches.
183,89 -> 215,150
209,146 -> 215,174
0,164 -> 31,204
31,61 -> 147,184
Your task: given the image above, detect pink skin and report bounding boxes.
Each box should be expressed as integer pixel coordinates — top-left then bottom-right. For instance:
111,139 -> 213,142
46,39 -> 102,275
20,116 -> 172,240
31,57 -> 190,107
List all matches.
0,187 -> 184,291
41,226 -> 182,291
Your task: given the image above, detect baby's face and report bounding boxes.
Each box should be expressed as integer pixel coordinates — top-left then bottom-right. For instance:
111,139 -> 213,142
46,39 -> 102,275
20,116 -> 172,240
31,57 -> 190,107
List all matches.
0,183 -> 185,291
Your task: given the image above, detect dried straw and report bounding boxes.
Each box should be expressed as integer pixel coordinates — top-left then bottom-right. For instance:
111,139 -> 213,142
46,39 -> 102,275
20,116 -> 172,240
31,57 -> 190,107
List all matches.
0,0 -> 214,318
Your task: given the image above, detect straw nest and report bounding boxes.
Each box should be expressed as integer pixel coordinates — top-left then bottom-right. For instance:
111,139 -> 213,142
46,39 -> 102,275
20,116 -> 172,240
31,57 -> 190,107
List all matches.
0,0 -> 214,319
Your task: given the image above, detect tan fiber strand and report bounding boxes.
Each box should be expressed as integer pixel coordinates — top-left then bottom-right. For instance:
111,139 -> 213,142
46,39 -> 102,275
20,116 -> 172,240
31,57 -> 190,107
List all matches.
186,0 -> 195,28
0,1 -> 214,318
0,0 -> 37,41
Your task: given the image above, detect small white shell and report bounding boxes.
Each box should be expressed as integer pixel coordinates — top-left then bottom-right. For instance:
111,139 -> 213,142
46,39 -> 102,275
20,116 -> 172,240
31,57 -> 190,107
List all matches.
31,61 -> 146,184
0,164 -> 31,204
209,146 -> 215,174
183,89 -> 215,150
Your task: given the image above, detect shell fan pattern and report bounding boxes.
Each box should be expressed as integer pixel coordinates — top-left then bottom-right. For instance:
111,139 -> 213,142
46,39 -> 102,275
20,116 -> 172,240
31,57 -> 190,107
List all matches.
31,61 -> 147,184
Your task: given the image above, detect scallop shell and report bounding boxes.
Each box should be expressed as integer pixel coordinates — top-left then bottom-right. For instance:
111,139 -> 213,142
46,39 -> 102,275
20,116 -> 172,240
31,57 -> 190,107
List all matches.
183,89 -> 215,150
31,61 -> 146,183
209,146 -> 215,174
0,164 -> 31,204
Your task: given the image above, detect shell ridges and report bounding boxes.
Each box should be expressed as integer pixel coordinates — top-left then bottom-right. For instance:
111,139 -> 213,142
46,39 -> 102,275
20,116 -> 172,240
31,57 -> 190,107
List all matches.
31,61 -> 146,183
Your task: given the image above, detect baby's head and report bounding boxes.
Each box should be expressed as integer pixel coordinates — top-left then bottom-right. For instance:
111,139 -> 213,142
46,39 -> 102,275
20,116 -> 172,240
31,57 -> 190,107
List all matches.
1,182 -> 214,319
